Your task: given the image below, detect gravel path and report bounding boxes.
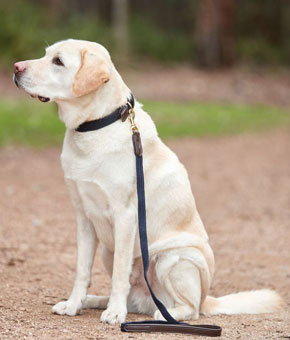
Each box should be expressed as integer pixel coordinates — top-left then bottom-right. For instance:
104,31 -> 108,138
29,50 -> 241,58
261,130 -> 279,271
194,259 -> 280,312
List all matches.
0,129 -> 289,340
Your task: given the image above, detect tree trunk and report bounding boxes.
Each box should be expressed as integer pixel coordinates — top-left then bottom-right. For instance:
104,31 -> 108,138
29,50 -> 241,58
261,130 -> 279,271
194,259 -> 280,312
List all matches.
112,0 -> 129,62
196,0 -> 235,68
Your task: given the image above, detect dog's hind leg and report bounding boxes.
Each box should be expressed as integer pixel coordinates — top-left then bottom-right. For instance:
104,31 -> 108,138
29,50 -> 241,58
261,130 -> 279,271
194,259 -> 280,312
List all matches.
153,253 -> 202,321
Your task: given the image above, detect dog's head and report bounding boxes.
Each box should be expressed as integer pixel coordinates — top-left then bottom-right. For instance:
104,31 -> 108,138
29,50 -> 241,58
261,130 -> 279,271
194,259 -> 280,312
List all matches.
13,39 -> 111,103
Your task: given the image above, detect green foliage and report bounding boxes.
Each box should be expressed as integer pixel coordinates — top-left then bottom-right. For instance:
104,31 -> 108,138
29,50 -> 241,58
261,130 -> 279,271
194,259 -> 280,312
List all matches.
238,39 -> 282,65
236,1 -> 290,66
1,0 -> 290,68
0,0 -> 193,67
0,98 -> 289,147
0,1 -> 45,64
129,16 -> 194,62
0,1 -> 113,68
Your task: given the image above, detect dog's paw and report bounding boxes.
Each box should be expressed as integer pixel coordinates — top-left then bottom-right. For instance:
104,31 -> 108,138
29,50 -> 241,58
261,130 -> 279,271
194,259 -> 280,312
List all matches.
100,306 -> 127,324
52,299 -> 82,316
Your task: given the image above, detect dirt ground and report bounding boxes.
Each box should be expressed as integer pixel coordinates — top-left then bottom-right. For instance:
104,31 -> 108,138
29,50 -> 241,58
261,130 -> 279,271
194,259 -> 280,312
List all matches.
1,64 -> 290,339
0,129 -> 289,340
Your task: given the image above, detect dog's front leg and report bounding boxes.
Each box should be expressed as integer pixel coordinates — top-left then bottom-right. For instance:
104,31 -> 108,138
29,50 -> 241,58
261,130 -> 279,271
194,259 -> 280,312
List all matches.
52,210 -> 97,316
100,210 -> 136,324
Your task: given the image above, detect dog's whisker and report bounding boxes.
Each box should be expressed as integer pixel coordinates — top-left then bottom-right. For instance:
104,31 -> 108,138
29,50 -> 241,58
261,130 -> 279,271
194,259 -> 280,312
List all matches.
44,40 -> 50,48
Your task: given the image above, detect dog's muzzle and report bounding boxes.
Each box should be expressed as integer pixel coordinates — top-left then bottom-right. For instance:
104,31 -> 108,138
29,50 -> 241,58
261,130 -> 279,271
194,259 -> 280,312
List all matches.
13,69 -> 50,103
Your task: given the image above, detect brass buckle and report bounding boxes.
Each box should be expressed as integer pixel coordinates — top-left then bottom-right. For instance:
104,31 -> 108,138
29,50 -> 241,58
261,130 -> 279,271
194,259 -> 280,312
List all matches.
128,105 -> 138,134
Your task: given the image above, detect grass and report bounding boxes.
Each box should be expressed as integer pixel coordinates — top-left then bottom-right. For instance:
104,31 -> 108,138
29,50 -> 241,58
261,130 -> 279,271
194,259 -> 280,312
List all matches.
143,100 -> 290,138
0,100 -> 65,147
0,98 -> 289,147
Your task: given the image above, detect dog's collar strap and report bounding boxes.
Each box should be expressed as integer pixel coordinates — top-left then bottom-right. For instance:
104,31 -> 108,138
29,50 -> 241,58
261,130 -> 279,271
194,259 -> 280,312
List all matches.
75,93 -> 135,132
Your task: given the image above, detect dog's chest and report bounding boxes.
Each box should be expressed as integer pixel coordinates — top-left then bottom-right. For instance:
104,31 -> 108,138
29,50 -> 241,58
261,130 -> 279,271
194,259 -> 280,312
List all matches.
61,137 -> 136,250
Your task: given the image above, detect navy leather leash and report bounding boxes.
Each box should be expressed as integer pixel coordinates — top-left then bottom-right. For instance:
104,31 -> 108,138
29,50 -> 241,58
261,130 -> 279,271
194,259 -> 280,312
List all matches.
76,94 -> 222,337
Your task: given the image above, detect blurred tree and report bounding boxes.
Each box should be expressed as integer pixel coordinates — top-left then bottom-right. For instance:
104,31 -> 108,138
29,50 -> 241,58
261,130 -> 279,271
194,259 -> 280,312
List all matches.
196,0 -> 236,67
112,0 -> 129,62
31,0 -> 66,21
96,0 -> 112,22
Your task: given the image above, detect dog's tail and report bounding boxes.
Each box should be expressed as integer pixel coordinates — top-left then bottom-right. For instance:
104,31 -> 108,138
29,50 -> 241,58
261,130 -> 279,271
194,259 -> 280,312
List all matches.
201,289 -> 284,316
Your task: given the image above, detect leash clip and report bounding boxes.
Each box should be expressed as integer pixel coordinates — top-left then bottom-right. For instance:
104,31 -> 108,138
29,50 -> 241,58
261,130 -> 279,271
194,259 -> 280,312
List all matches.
128,109 -> 138,133
127,102 -> 139,134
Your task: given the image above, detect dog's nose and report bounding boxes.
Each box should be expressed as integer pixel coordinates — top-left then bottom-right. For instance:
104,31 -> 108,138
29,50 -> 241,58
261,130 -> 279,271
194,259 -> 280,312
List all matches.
14,62 -> 26,74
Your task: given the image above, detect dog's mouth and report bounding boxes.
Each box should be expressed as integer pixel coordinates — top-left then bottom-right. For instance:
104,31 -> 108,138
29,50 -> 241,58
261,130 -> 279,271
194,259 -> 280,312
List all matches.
38,96 -> 50,102
30,94 -> 50,103
14,74 -> 50,103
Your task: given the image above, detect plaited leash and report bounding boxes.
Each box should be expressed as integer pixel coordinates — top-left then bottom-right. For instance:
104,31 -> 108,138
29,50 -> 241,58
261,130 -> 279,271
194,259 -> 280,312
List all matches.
76,94 -> 222,337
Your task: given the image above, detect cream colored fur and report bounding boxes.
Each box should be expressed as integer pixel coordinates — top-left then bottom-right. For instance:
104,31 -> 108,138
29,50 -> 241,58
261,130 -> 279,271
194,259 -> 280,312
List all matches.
15,39 -> 284,324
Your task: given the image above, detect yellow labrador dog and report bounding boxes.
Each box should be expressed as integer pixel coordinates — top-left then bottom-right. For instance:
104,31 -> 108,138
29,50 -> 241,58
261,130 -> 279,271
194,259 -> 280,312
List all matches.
14,39 -> 283,324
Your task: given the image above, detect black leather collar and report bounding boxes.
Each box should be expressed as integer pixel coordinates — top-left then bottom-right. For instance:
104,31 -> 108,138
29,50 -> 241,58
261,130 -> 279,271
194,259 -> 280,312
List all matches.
76,93 -> 135,132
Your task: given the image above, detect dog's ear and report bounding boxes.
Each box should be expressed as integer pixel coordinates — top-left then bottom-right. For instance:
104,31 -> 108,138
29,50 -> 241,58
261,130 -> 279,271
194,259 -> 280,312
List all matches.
72,49 -> 110,97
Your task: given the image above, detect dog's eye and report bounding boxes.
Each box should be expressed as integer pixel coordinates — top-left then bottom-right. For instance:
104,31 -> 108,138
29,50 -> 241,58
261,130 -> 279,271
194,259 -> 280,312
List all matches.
52,57 -> 64,66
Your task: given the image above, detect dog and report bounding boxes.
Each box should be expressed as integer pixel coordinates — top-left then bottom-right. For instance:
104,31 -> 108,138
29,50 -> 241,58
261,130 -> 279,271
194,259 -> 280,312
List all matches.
14,39 -> 283,324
